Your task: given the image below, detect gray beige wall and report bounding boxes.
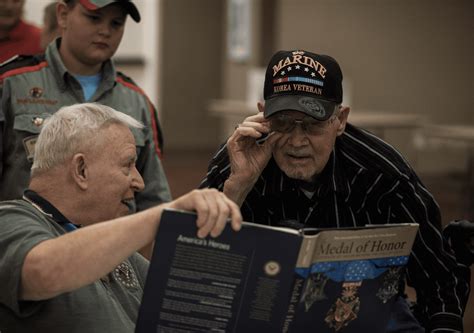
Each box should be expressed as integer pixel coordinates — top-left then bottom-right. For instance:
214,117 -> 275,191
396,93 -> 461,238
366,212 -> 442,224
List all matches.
219,0 -> 474,124
274,0 -> 474,124
160,0 -> 224,151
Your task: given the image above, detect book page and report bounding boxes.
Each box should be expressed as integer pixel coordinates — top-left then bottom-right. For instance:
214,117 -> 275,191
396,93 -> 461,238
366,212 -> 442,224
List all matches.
136,209 -> 303,332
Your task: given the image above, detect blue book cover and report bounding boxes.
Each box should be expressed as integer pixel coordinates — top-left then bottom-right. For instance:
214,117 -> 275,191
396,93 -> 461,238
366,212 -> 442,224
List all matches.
135,209 -> 418,333
284,226 -> 416,332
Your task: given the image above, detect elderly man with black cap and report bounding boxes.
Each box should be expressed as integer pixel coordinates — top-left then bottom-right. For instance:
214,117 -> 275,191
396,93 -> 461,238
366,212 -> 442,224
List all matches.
201,50 -> 470,332
0,0 -> 170,258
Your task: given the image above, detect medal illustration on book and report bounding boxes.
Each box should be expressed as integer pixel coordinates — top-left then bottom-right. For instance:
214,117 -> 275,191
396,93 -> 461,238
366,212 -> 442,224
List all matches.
325,281 -> 361,331
376,267 -> 403,303
300,272 -> 329,311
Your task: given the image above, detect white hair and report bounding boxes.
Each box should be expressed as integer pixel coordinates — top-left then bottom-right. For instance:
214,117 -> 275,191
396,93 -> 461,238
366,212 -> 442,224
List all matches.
31,103 -> 143,176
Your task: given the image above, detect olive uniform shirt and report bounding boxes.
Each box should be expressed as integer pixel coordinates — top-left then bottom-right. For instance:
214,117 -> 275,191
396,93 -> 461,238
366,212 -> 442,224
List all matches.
0,194 -> 149,333
0,39 -> 171,210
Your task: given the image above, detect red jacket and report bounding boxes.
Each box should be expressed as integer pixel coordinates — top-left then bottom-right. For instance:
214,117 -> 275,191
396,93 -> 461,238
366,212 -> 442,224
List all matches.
0,19 -> 42,63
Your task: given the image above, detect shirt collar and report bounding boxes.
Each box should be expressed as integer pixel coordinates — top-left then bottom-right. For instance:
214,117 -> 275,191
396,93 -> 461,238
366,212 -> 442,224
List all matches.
22,189 -> 77,228
324,145 -> 352,200
261,157 -> 332,200
46,38 -> 117,92
45,38 -> 70,90
260,146 -> 352,201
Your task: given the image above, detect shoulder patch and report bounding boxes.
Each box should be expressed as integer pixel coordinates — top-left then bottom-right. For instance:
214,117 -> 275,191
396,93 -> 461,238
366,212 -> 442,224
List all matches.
116,71 -> 137,85
0,54 -> 45,76
116,71 -> 163,157
116,71 -> 145,95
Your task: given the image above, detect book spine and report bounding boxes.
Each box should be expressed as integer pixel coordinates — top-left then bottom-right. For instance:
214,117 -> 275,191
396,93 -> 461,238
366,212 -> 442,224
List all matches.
281,275 -> 305,332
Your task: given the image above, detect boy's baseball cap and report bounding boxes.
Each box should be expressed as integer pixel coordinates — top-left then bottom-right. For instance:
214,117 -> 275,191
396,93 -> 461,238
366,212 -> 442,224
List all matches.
79,0 -> 141,22
263,50 -> 343,121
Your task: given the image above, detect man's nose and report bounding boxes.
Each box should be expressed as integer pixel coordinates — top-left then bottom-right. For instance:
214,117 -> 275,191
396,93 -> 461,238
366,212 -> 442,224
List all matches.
131,166 -> 145,192
287,123 -> 308,146
98,22 -> 112,37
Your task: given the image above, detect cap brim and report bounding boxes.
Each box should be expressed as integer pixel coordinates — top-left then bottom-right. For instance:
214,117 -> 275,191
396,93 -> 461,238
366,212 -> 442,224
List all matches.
80,0 -> 141,23
121,2 -> 141,22
265,95 -> 337,121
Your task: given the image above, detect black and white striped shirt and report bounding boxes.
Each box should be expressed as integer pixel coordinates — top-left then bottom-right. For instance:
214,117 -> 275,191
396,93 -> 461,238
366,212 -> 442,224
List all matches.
200,123 -> 470,332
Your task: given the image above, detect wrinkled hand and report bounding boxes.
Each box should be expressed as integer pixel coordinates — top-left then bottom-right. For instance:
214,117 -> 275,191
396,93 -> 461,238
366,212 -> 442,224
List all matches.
165,189 -> 242,238
227,112 -> 282,184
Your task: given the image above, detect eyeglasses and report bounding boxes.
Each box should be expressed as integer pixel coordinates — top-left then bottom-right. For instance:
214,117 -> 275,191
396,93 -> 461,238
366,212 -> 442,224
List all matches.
269,113 -> 336,135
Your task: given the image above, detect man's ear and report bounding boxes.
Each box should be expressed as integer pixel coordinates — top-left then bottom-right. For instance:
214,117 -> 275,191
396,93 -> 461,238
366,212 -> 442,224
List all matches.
257,101 -> 265,113
71,153 -> 89,190
56,2 -> 69,30
336,106 -> 350,136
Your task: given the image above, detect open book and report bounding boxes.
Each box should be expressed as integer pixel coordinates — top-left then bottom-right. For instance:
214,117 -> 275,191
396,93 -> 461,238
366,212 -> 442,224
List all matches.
135,209 -> 419,333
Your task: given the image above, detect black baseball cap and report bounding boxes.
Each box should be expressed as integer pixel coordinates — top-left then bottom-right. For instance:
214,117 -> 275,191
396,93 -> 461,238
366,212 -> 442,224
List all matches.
264,50 -> 343,121
79,0 -> 141,23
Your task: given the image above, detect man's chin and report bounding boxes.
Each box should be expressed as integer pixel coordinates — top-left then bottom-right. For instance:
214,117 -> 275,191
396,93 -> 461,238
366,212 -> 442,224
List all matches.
282,168 -> 315,183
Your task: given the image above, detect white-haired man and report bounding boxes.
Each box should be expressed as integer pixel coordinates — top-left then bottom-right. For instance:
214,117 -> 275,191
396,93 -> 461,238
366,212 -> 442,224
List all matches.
0,103 -> 242,332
